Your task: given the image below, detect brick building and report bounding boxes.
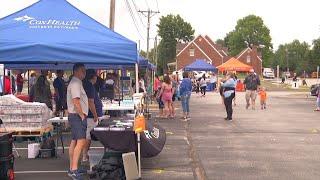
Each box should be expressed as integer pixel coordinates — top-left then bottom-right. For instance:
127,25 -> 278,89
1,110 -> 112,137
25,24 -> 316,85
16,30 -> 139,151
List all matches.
175,35 -> 229,70
175,35 -> 263,75
236,46 -> 263,75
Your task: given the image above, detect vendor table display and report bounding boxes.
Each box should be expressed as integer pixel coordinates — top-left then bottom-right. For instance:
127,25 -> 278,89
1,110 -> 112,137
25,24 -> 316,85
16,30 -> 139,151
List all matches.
102,99 -> 135,111
92,119 -> 166,158
0,95 -> 53,133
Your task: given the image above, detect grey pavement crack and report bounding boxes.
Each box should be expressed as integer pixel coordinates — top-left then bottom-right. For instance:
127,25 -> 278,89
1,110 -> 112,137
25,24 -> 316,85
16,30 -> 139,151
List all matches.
185,120 -> 208,180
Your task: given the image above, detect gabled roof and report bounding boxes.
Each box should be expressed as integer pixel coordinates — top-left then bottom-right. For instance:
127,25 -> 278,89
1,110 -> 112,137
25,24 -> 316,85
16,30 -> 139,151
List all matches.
237,47 -> 262,62
204,35 -> 228,57
176,35 -> 224,59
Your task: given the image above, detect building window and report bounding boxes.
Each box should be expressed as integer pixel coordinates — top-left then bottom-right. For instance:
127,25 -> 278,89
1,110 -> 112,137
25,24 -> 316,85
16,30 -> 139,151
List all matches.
246,55 -> 251,63
189,48 -> 195,57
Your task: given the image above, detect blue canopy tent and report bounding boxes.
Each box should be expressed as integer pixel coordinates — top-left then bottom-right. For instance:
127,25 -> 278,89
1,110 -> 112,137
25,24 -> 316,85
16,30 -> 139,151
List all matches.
138,56 -> 156,70
0,0 -> 140,92
6,55 -> 155,70
184,59 -> 217,72
0,0 -> 137,65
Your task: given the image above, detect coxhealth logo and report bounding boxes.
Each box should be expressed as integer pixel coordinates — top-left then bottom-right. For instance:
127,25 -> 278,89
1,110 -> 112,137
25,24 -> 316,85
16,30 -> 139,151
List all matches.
14,15 -> 80,30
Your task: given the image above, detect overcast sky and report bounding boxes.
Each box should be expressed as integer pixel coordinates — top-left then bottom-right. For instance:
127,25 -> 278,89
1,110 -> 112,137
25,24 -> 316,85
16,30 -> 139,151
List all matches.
1,0 -> 320,51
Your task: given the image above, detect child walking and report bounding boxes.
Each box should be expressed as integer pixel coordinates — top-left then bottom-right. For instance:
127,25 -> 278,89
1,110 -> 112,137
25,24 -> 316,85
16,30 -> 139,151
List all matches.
259,87 -> 267,110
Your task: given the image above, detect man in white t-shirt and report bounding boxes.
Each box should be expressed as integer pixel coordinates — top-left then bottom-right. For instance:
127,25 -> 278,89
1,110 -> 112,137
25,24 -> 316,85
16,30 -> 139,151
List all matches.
67,63 -> 88,179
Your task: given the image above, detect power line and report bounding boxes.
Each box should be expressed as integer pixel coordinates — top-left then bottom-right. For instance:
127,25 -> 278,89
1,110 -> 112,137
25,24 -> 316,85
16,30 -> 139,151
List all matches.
124,0 -> 144,40
130,0 -> 146,28
138,9 -> 160,59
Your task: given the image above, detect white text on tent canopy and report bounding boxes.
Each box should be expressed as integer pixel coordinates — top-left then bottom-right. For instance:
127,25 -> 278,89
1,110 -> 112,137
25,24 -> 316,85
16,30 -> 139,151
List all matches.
14,15 -> 80,29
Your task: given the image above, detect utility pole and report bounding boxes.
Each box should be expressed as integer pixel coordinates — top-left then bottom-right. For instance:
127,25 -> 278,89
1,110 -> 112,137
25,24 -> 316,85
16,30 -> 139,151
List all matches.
138,9 -> 159,59
154,36 -> 158,67
285,48 -> 289,73
109,0 -> 115,30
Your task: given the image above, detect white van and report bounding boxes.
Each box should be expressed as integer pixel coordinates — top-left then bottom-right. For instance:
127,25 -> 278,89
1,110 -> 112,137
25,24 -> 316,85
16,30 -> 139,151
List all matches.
263,68 -> 275,79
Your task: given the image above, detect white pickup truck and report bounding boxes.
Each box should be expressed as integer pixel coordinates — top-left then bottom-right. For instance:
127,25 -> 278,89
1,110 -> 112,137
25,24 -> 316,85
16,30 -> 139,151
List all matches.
263,68 -> 275,79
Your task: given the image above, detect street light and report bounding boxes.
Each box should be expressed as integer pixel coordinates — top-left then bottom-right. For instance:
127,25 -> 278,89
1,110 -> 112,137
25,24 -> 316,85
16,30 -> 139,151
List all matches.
285,48 -> 289,73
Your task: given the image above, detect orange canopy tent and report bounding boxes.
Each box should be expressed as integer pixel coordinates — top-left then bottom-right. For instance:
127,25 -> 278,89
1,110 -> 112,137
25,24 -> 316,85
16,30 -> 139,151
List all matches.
217,57 -> 252,72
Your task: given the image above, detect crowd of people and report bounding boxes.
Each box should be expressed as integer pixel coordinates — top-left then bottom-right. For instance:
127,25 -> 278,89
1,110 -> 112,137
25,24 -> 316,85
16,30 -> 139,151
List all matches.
152,69 -> 268,122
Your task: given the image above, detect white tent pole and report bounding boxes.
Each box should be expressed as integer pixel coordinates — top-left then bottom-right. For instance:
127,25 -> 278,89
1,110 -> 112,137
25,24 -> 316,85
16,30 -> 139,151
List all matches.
137,132 -> 141,178
135,63 -> 139,93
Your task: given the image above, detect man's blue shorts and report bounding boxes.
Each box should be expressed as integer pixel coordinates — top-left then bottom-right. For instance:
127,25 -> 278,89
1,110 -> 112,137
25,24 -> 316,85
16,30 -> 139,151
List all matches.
68,113 -> 87,140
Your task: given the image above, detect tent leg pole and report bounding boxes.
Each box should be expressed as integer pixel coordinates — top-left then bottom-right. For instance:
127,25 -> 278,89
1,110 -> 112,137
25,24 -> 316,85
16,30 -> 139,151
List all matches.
2,67 -> 5,95
135,63 -> 139,93
137,133 -> 141,178
27,70 -> 30,95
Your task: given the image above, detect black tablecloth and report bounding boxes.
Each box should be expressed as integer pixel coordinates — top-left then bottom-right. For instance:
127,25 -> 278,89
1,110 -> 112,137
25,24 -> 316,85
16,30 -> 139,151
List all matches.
91,119 -> 166,158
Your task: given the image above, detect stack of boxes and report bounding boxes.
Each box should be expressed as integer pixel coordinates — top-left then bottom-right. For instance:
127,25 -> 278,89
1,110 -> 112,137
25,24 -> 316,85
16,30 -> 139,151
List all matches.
0,95 -> 52,131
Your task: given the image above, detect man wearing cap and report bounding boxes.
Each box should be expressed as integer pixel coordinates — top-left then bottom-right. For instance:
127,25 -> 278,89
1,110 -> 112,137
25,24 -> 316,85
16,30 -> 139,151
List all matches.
67,63 -> 88,179
82,69 -> 103,162
243,69 -> 260,110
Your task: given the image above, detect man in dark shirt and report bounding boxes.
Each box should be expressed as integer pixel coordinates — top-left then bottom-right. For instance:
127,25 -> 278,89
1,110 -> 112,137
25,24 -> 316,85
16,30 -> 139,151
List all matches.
243,69 -> 260,110
82,69 -> 103,162
53,70 -> 67,116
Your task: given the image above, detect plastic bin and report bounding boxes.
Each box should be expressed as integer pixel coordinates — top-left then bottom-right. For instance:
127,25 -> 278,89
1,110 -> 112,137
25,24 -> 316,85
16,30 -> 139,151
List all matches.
28,143 -> 40,159
88,149 -> 105,171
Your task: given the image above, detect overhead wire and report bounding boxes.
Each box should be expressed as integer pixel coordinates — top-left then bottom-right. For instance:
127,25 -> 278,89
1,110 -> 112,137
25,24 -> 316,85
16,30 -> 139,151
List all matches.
124,0 -> 144,40
131,0 -> 146,28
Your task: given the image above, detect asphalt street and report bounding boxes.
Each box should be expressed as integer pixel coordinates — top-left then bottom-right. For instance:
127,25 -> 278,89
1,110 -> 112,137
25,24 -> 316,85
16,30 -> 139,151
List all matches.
12,91 -> 320,180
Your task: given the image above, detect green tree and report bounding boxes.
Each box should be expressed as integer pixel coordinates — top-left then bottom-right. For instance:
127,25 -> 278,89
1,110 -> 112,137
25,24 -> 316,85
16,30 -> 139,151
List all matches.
272,40 -> 310,74
215,39 -> 226,47
309,38 -> 320,72
224,15 -> 273,67
157,14 -> 195,74
140,48 -> 156,65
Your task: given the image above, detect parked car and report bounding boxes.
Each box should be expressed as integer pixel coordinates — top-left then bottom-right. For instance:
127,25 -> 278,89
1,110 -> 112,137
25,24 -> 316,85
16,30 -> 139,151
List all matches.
310,83 -> 320,96
263,68 -> 275,79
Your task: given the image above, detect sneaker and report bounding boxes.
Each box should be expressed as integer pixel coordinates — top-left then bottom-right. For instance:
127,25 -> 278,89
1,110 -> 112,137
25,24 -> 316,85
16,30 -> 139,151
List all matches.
67,170 -> 72,177
77,168 -> 87,175
180,117 -> 188,122
224,117 -> 232,121
70,170 -> 84,180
